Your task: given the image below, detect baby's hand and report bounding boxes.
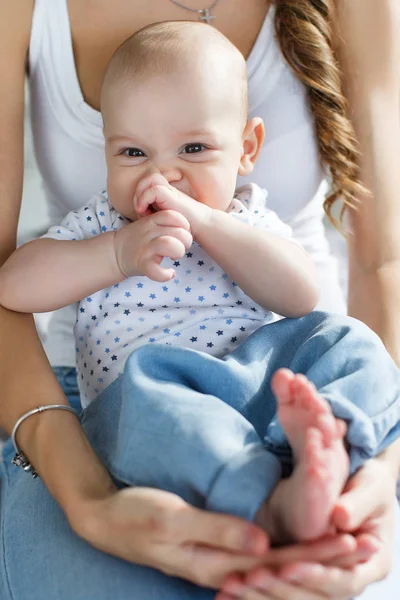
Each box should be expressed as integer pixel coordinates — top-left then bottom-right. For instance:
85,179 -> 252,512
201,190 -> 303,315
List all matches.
113,210 -> 192,281
135,173 -> 212,236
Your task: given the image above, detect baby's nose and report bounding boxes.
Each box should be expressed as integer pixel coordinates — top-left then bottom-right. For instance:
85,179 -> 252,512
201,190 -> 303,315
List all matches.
159,167 -> 183,184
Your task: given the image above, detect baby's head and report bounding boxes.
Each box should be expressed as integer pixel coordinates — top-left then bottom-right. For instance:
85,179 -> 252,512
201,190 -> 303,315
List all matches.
101,21 -> 264,220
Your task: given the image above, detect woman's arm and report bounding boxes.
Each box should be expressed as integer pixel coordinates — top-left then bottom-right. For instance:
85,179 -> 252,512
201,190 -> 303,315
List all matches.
0,0 -> 116,514
335,0 -> 400,366
336,0 -> 400,471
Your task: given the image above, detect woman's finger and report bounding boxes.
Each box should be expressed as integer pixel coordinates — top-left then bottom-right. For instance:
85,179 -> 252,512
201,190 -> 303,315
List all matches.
165,544 -> 266,589
241,588 -> 281,600
325,533 -> 379,568
333,488 -> 377,532
280,562 -> 367,597
240,568 -> 330,600
263,534 -> 357,566
221,577 -> 280,600
179,504 -> 269,556
332,461 -> 394,531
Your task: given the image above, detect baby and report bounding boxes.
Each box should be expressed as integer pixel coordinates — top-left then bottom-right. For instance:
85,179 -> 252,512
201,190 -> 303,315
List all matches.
1,21 -> 399,545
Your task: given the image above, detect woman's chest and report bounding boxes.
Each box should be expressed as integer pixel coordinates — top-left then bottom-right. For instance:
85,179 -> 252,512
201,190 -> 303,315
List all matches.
68,0 -> 270,110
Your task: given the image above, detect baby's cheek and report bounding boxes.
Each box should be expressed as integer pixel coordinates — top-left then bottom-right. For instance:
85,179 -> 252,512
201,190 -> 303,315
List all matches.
107,187 -> 138,221
205,185 -> 233,211
206,169 -> 237,210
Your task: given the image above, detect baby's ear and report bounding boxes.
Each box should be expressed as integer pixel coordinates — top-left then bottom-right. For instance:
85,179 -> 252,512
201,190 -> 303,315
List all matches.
238,118 -> 265,176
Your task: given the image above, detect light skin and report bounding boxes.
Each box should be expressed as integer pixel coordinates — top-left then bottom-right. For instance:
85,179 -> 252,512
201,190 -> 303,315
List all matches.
0,39 -> 349,546
0,64 -> 319,318
257,370 -> 349,545
217,454 -> 397,599
0,1 -> 399,598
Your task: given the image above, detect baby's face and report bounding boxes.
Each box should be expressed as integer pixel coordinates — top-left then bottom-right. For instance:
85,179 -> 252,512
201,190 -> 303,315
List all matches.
103,70 -> 251,220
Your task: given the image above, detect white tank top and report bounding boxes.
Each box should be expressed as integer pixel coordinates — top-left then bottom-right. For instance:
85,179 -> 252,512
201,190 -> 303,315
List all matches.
29,0 -> 346,367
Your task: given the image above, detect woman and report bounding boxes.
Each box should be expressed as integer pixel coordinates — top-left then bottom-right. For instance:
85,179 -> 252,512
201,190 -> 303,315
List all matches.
0,1 -> 399,599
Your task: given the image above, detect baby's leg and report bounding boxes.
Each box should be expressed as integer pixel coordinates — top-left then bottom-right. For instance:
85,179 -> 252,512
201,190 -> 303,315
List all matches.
101,344 -> 283,521
256,369 -> 349,543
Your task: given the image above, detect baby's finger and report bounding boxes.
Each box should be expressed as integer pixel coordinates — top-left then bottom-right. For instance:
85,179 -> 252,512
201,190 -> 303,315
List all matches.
151,227 -> 192,251
145,262 -> 176,282
135,173 -> 169,200
134,190 -> 155,216
135,182 -> 170,215
151,236 -> 187,262
139,184 -> 179,214
141,237 -> 187,281
151,209 -> 191,231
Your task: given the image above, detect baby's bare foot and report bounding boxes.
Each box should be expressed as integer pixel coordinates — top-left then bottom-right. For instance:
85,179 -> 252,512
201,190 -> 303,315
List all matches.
256,369 -> 349,543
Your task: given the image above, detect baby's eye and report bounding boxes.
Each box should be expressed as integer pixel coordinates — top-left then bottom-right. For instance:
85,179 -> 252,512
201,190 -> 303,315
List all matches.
122,148 -> 146,157
182,143 -> 206,154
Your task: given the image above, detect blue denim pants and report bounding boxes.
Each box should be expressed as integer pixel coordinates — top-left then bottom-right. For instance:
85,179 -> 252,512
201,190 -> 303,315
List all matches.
52,366 -> 82,413
82,312 -> 400,521
1,312 -> 400,599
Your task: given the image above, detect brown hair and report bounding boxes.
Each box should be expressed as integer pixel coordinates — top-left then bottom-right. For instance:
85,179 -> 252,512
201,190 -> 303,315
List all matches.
274,0 -> 367,226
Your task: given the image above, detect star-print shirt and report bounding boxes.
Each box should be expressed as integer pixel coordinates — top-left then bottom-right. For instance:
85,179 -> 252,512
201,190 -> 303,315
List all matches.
43,183 -> 294,407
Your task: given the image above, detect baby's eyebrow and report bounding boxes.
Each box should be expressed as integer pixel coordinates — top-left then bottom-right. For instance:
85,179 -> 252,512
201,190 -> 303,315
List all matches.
106,134 -> 141,144
180,130 -> 219,143
184,129 -> 212,136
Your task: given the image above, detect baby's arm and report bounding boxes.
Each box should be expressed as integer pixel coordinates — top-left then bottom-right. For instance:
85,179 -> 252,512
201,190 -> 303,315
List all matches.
0,234 -> 123,313
195,209 -> 319,317
0,203 -> 192,313
136,176 -> 319,318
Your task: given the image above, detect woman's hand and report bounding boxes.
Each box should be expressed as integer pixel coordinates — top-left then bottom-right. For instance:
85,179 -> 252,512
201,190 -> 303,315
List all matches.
215,536 -> 373,600
216,457 -> 397,599
73,485 -> 272,589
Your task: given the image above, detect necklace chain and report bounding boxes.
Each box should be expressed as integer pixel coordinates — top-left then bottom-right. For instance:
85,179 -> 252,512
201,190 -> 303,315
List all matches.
169,0 -> 221,24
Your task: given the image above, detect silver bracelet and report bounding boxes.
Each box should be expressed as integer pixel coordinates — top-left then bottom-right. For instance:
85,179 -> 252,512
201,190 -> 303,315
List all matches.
11,405 -> 80,478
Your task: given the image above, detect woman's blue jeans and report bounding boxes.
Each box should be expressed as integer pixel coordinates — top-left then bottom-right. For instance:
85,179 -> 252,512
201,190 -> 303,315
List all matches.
1,312 -> 400,599
52,366 -> 82,413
